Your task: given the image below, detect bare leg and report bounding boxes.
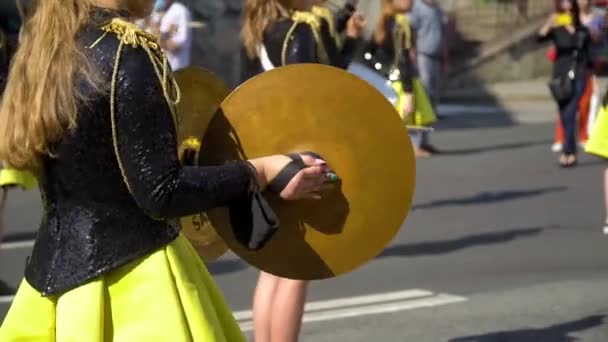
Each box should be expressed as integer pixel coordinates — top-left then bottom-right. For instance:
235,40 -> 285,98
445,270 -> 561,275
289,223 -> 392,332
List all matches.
253,271 -> 280,342
269,278 -> 308,342
0,188 -> 6,246
604,169 -> 608,234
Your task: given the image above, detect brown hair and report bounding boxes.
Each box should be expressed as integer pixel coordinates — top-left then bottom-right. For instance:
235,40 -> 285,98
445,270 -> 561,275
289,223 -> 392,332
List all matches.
0,0 -> 100,170
241,0 -> 293,59
374,0 -> 396,44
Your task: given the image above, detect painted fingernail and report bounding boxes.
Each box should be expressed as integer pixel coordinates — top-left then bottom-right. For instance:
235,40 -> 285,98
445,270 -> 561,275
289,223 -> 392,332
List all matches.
327,173 -> 339,181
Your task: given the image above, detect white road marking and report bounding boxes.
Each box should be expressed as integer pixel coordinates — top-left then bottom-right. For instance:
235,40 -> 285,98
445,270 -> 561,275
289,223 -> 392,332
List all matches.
0,296 -> 15,304
235,289 -> 467,332
1,240 -> 35,250
233,289 -> 433,321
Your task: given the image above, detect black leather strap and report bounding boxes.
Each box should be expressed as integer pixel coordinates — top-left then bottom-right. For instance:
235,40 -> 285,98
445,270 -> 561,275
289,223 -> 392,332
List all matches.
229,190 -> 279,251
267,152 -> 323,194
228,151 -> 324,251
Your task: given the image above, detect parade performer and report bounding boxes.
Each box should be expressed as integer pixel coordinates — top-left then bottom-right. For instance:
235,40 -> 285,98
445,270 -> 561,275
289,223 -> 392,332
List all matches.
363,0 -> 437,158
585,90 -> 608,235
0,1 -> 333,340
241,1 -> 362,341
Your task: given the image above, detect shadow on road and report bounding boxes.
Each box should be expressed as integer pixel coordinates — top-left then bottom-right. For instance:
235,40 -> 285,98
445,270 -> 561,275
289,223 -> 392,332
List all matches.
206,259 -> 249,275
412,186 -> 567,211
448,315 -> 606,342
378,227 -> 543,258
433,112 -> 516,131
576,157 -> 607,168
438,139 -> 553,156
2,231 -> 37,243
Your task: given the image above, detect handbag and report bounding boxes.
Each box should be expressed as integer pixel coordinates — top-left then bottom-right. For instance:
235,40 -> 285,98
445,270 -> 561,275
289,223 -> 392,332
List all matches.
548,30 -> 586,103
548,59 -> 576,103
549,71 -> 574,103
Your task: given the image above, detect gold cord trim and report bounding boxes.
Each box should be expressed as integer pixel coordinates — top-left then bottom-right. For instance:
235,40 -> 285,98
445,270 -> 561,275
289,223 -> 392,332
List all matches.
312,6 -> 341,47
393,14 -> 412,69
281,11 -> 329,66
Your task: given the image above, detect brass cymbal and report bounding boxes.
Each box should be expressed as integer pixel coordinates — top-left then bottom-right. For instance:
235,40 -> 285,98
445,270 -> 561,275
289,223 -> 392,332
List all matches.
199,64 -> 416,280
173,66 -> 231,262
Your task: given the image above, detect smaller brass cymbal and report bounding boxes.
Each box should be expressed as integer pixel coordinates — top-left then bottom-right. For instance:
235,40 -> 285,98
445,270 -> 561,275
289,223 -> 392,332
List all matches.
173,66 -> 232,262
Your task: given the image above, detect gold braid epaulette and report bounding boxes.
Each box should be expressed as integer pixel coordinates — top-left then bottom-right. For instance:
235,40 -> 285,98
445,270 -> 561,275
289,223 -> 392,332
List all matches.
394,14 -> 412,50
281,11 -> 329,65
100,18 -> 160,51
312,6 -> 340,46
391,14 -> 413,70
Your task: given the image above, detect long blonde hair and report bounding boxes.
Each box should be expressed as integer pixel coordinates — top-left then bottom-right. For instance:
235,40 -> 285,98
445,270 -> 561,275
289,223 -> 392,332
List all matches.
241,0 -> 293,59
374,0 -> 396,44
0,0 -> 99,170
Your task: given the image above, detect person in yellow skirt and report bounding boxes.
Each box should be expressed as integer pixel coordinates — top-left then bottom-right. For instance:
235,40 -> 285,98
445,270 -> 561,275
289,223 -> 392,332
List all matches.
362,0 -> 437,158
0,0 -> 335,341
241,1 -> 363,341
585,90 -> 608,235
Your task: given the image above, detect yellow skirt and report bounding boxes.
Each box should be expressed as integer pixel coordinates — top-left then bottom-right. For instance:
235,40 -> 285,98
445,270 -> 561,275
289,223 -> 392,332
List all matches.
586,105 -> 608,159
0,233 -> 247,342
0,168 -> 38,189
392,78 -> 437,126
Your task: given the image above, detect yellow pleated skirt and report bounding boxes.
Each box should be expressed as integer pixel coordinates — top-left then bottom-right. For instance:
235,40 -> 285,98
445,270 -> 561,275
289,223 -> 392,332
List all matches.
0,233 -> 247,342
0,168 -> 38,189
586,105 -> 608,159
392,78 -> 437,126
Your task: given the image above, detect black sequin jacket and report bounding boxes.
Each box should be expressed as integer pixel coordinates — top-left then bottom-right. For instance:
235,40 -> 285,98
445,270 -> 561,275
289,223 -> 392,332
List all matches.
25,8 -> 254,296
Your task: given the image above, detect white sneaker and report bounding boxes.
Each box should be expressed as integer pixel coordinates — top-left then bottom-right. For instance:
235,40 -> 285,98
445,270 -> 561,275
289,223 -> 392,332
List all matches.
551,143 -> 563,153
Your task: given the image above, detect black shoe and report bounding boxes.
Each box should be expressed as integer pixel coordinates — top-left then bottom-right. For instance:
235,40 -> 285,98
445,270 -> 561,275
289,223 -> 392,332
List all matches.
0,279 -> 16,296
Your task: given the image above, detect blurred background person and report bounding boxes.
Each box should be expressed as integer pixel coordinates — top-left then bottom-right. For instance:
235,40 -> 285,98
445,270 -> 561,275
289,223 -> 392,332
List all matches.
406,0 -> 447,156
552,0 -> 604,153
540,0 -> 594,168
155,0 -> 193,71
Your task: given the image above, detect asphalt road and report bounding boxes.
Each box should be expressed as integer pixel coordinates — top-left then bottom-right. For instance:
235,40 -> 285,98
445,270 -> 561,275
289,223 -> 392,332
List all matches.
1,117 -> 607,341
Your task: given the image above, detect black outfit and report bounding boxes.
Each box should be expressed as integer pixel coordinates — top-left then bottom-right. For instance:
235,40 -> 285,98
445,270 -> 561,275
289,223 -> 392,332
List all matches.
242,18 -> 318,81
241,15 -> 353,82
539,26 -> 593,155
362,16 -> 414,93
26,8 -> 257,296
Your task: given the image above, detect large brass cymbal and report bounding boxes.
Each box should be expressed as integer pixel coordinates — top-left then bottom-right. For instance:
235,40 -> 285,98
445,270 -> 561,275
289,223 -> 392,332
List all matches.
199,64 -> 416,280
173,66 -> 231,262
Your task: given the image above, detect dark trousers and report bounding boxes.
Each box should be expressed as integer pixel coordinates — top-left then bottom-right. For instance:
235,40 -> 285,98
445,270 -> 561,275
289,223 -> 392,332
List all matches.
558,77 -> 588,155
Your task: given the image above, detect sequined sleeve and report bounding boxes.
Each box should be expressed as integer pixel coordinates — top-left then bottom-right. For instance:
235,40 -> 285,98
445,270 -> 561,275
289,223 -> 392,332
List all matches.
113,45 -> 254,219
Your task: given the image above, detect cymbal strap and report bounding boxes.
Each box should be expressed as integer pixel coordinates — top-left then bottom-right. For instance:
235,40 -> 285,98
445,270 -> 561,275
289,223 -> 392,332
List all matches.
229,191 -> 279,250
267,154 -> 307,193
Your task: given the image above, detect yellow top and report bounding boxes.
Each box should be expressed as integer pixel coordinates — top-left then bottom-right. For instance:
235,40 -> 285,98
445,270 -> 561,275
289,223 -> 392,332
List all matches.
555,13 -> 573,27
